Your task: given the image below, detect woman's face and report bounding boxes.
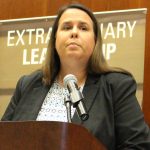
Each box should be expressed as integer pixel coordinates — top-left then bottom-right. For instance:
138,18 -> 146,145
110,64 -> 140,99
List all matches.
55,8 -> 95,65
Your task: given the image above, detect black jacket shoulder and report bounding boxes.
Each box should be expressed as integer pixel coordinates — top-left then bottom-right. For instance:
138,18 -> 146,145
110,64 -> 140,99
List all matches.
103,72 -> 136,88
16,70 -> 43,95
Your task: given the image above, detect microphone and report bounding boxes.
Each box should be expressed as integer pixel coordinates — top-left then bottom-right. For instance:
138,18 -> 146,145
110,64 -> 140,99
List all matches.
63,74 -> 89,121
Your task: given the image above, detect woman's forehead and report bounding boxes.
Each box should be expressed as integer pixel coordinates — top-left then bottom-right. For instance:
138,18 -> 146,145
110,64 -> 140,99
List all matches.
58,8 -> 93,25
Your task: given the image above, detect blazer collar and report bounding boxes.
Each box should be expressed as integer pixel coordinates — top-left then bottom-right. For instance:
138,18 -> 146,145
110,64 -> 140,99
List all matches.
30,85 -> 49,120
72,74 -> 100,124
18,78 -> 50,120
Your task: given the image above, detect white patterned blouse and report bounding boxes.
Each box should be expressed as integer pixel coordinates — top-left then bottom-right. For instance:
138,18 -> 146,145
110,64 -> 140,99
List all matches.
36,80 -> 84,122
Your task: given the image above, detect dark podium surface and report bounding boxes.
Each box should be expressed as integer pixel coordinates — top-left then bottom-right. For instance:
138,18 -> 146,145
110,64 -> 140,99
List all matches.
0,121 -> 107,150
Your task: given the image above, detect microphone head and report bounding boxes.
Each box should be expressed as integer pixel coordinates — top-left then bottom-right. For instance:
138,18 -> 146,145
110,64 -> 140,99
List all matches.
63,74 -> 77,88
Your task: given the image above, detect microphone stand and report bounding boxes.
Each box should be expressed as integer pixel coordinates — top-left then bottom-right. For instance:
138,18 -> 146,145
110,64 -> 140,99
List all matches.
64,95 -> 72,123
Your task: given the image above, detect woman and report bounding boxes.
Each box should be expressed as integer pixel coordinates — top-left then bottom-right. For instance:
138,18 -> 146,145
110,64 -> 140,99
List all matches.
1,3 -> 150,150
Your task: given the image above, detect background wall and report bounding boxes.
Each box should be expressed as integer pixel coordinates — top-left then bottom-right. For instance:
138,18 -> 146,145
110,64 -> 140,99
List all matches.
0,0 -> 150,125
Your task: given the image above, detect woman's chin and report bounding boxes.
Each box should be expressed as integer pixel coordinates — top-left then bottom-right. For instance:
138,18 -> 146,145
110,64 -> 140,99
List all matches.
66,52 -> 83,59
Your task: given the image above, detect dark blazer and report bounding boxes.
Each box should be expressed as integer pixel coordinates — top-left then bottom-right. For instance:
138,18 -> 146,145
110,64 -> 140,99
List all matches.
1,70 -> 150,150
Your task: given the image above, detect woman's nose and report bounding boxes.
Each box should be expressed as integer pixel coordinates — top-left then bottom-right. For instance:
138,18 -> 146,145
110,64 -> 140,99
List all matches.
71,27 -> 78,38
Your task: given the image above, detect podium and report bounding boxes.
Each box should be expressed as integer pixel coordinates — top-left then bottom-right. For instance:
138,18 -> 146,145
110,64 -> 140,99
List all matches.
0,121 -> 106,150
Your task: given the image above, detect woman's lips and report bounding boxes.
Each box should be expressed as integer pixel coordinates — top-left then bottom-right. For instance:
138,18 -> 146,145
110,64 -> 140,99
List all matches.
67,43 -> 79,49
67,42 -> 80,49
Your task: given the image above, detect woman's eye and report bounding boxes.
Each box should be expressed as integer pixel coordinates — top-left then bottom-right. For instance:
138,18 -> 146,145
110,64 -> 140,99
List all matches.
62,25 -> 71,30
80,26 -> 88,31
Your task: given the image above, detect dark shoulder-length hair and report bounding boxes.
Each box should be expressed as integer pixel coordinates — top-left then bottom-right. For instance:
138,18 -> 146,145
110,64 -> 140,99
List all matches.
42,3 -> 131,86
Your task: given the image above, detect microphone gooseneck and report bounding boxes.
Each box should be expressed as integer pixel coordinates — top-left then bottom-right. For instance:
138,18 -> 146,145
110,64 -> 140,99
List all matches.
63,74 -> 89,121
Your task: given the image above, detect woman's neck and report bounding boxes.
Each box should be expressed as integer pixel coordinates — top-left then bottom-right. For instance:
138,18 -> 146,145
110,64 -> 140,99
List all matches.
56,67 -> 87,87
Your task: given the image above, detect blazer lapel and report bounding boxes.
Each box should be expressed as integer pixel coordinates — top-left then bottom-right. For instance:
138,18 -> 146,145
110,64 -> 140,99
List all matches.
72,74 -> 99,124
15,83 -> 49,120
29,85 -> 49,120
